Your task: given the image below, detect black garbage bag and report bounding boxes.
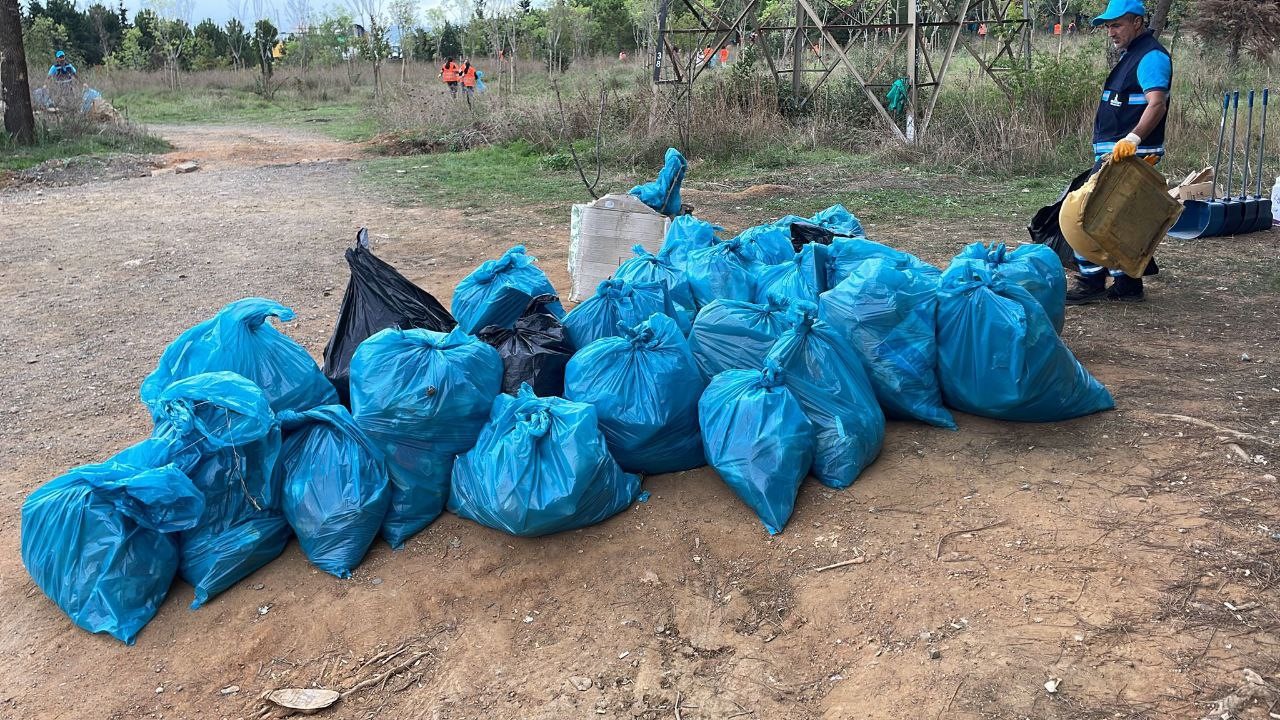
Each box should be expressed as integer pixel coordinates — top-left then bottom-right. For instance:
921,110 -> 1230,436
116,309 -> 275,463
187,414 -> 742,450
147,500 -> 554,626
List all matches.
322,229 -> 456,404
1027,168 -> 1092,268
1027,169 -> 1161,276
476,295 -> 575,397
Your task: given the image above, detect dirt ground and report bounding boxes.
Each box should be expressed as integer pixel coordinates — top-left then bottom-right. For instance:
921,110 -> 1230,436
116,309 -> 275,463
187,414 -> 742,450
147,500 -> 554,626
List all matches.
1,124 -> 1278,720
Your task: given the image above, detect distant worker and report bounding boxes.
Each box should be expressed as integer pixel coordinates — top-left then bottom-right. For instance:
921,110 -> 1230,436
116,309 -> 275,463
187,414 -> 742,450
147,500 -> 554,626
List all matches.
719,45 -> 729,66
460,60 -> 477,108
439,57 -> 460,98
619,50 -> 628,62
48,50 -> 77,84
1054,22 -> 1062,35
1065,0 -> 1170,305
1068,21 -> 1077,35
704,46 -> 715,67
978,23 -> 987,37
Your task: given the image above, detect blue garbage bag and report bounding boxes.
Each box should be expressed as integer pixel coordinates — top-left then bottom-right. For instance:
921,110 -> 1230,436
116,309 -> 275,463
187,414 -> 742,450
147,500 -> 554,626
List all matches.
277,405 -> 391,578
452,245 -> 565,334
733,224 -> 795,266
687,296 -> 798,381
686,238 -> 764,308
21,461 -> 204,644
562,279 -> 678,350
809,204 -> 865,237
564,314 -> 705,474
826,237 -> 931,288
147,372 -> 291,609
944,242 -> 1066,334
614,244 -> 697,331
629,147 -> 687,217
936,265 -> 1113,421
140,298 -> 339,417
766,307 -> 884,488
819,258 -> 956,429
754,243 -> 829,304
81,87 -> 102,113
699,361 -> 814,535
350,327 -> 502,547
181,514 -> 292,607
448,385 -> 641,537
657,215 -> 722,271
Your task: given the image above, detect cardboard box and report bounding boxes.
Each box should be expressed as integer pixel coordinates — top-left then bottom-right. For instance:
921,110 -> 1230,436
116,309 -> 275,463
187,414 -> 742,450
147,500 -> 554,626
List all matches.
567,194 -> 669,302
1170,166 -> 1214,201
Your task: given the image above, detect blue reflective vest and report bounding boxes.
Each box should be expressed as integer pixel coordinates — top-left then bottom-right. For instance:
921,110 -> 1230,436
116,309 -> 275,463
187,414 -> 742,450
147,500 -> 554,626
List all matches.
1092,31 -> 1169,159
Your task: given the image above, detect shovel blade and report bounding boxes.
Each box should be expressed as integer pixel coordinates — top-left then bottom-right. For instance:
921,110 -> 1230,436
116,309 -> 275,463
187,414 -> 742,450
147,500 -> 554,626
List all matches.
1167,201 -> 1213,239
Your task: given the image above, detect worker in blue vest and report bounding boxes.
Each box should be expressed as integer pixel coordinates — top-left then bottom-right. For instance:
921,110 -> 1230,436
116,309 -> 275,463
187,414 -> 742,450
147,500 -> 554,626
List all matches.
48,50 -> 78,83
1065,0 -> 1171,305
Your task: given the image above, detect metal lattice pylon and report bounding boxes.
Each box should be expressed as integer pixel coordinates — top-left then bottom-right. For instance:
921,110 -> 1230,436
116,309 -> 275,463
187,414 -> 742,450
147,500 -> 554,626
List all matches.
652,0 -> 1032,143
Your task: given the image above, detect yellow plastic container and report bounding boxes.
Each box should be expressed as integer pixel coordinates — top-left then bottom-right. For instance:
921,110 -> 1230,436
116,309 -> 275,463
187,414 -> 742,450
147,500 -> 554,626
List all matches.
1059,157 -> 1183,277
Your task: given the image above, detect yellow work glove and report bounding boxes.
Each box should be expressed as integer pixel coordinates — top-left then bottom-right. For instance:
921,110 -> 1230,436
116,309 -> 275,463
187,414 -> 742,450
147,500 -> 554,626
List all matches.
1112,133 -> 1140,161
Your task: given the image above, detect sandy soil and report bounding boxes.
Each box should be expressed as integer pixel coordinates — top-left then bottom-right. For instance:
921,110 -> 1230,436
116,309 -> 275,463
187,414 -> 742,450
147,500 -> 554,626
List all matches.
1,124 -> 1278,720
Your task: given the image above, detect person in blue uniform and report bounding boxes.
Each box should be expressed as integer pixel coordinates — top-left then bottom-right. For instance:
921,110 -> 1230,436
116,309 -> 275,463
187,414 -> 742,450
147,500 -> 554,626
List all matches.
1065,0 -> 1171,305
48,50 -> 78,83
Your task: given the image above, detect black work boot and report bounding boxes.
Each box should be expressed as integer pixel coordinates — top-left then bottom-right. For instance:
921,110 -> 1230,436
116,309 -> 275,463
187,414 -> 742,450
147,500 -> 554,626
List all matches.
1106,274 -> 1144,302
1065,274 -> 1107,305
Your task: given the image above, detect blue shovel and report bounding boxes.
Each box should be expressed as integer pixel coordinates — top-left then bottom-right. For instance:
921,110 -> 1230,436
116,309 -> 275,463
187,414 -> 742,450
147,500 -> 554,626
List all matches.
1249,89 -> 1272,232
1232,90 -> 1260,234
1168,92 -> 1230,239
1204,91 -> 1240,238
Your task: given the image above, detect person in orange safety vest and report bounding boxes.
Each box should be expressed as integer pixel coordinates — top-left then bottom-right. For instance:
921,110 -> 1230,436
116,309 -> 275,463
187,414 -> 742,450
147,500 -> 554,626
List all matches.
460,60 -> 478,107
439,58 -> 460,98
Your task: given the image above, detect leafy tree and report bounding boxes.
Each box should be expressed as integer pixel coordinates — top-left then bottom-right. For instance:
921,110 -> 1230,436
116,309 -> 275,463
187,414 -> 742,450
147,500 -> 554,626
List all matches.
411,27 -> 436,60
580,0 -> 632,52
253,18 -> 278,95
311,12 -> 356,67
388,0 -> 417,80
22,15 -> 70,68
37,0 -> 97,63
439,20 -> 462,59
85,3 -> 124,61
191,18 -> 228,68
105,26 -> 151,68
1188,0 -> 1280,65
225,18 -> 250,69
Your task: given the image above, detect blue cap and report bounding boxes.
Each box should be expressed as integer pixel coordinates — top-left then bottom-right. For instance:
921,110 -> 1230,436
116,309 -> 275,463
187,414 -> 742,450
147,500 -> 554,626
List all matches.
1093,0 -> 1146,26
55,50 -> 65,58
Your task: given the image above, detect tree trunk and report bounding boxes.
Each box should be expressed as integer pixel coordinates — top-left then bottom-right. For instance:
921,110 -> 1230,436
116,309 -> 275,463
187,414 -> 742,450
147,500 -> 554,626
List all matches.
1149,0 -> 1173,39
0,0 -> 36,145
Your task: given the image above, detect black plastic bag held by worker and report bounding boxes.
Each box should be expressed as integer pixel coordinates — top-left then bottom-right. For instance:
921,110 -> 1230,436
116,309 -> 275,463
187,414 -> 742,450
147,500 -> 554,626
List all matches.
1027,168 -> 1093,267
477,295 -> 575,397
1028,168 -> 1159,276
322,229 -> 456,405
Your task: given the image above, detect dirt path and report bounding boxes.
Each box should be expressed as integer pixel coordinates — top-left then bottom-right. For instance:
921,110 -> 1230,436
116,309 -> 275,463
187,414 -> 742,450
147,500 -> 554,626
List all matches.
1,124 -> 1278,720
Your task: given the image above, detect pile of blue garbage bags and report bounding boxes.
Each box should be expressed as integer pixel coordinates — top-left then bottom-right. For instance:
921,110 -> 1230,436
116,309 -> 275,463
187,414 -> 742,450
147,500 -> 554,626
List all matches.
21,201 -> 1114,646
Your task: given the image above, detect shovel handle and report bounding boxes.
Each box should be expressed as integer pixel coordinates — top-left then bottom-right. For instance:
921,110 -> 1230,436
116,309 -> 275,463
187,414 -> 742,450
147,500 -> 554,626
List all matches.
1257,88 -> 1270,198
1241,90 -> 1255,200
1225,91 -> 1239,199
1212,92 -> 1229,202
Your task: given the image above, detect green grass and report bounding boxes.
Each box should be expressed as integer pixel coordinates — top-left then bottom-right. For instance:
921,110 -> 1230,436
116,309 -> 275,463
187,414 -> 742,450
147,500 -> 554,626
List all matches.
111,87 -> 379,142
359,141 -> 1066,224
0,123 -> 170,172
361,141 -> 612,212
